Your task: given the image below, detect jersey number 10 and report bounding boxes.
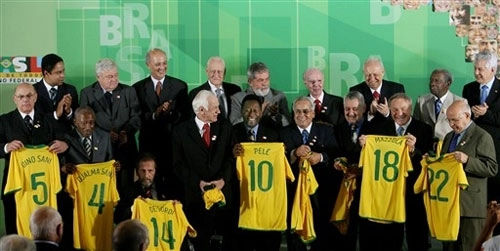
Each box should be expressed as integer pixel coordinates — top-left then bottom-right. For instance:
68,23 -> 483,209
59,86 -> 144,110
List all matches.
248,160 -> 274,192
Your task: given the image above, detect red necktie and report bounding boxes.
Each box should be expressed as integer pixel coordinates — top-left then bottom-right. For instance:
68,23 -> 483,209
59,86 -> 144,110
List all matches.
373,91 -> 380,100
155,81 -> 162,97
203,123 -> 210,148
314,99 -> 321,115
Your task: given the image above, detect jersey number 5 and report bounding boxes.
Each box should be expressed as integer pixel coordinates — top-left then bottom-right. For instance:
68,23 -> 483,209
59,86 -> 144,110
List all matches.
31,172 -> 48,205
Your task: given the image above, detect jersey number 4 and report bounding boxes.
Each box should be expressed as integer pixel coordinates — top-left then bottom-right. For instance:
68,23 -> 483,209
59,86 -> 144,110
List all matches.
150,217 -> 176,249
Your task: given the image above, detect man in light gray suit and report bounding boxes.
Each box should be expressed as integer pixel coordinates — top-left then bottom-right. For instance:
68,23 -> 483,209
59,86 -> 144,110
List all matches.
80,58 -> 141,190
413,69 -> 465,140
442,100 -> 498,251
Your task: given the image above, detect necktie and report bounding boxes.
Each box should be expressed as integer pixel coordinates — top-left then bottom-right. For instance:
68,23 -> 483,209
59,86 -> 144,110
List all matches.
24,115 -> 32,132
350,124 -> 358,143
480,85 -> 489,105
143,186 -> 152,199
397,126 -> 404,136
314,99 -> 322,115
104,92 -> 113,110
49,87 -> 57,105
155,81 -> 162,97
435,98 -> 442,118
373,91 -> 380,100
203,123 -> 211,148
84,137 -> 92,158
448,133 -> 460,152
302,130 -> 309,144
248,129 -> 256,141
215,88 -> 227,118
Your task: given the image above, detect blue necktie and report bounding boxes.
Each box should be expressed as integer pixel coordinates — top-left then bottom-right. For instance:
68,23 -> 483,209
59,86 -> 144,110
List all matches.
302,130 -> 309,144
435,99 -> 442,118
480,85 -> 489,105
397,126 -> 404,136
448,133 -> 460,152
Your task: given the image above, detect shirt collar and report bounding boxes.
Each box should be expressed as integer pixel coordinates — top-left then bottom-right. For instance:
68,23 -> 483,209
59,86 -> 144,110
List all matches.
395,117 -> 412,132
436,91 -> 450,103
370,85 -> 382,94
480,78 -> 495,91
195,116 -> 208,133
309,91 -> 324,103
297,123 -> 313,134
246,124 -> 259,134
19,110 -> 35,119
150,76 -> 165,85
43,79 -> 58,92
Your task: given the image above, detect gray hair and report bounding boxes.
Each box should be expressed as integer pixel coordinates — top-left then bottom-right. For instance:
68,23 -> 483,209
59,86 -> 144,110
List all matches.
389,92 -> 413,107
364,56 -> 385,71
145,48 -> 167,63
344,91 -> 366,109
247,62 -> 269,80
475,51 -> 498,69
293,96 -> 314,111
192,90 -> 216,114
74,106 -> 96,119
0,235 -> 36,251
30,206 -> 63,241
431,68 -> 453,84
95,58 -> 117,76
207,56 -> 226,69
113,220 -> 149,251
302,68 -> 324,81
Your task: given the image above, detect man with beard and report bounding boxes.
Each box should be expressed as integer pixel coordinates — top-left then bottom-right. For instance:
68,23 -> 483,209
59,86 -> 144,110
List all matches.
230,62 -> 291,130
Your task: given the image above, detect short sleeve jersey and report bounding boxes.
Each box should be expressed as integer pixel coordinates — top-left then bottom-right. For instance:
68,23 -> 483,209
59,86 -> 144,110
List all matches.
4,145 -> 61,238
66,160 -> 119,251
414,153 -> 468,241
132,198 -> 197,251
358,135 -> 412,223
291,159 -> 318,243
236,142 -> 295,231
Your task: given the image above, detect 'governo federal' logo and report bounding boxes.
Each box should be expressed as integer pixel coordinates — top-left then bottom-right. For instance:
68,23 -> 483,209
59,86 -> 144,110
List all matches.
0,56 -> 42,84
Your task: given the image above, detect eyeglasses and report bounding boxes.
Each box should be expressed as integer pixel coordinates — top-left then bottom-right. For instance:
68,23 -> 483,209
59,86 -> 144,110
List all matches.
15,93 -> 35,100
294,109 -> 312,115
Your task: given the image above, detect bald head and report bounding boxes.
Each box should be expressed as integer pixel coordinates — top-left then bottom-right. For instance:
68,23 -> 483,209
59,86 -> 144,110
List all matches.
30,206 -> 63,243
446,100 -> 471,134
113,219 -> 149,251
13,83 -> 37,114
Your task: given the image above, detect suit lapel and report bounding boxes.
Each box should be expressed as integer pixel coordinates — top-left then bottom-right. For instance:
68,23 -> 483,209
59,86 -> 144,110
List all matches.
187,120 -> 209,152
486,79 -> 500,105
70,130 -> 90,161
424,97 -> 437,122
92,83 -> 109,114
144,78 -> 159,107
111,86 -> 122,118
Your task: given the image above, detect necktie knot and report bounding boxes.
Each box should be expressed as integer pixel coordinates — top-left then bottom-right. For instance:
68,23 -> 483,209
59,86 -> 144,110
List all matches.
481,85 -> 489,104
155,81 -> 162,97
49,87 -> 57,104
248,129 -> 256,141
314,99 -> 322,114
449,133 -> 461,152
373,91 -> 380,100
302,130 -> 309,144
202,123 -> 210,148
24,115 -> 32,131
397,126 -> 404,136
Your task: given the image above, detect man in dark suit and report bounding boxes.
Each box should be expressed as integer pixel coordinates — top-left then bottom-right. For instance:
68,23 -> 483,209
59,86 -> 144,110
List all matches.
441,100 -> 498,251
114,153 -> 170,223
462,51 -> 500,202
0,83 -> 68,234
349,56 -> 405,121
133,48 -> 189,194
302,68 -> 344,126
173,90 -> 233,251
230,62 -> 291,129
333,91 -> 367,251
80,58 -> 141,191
232,94 -> 280,251
30,206 -> 63,251
33,53 -> 79,132
189,56 -> 241,121
280,96 -> 339,251
358,93 -> 433,251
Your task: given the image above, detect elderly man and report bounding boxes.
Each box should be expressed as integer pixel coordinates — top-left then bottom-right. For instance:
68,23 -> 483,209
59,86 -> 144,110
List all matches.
113,220 -> 149,251
173,90 -> 233,251
230,62 -> 291,129
30,206 -> 63,251
414,69 -> 465,140
463,51 -> 500,203
349,56 -> 405,120
302,68 -> 344,126
442,100 -> 498,251
0,234 -> 36,251
33,53 -> 79,132
80,58 -> 141,190
190,56 -> 242,120
359,93 -> 434,251
133,48 -> 189,190
280,96 -> 339,251
0,83 -> 68,234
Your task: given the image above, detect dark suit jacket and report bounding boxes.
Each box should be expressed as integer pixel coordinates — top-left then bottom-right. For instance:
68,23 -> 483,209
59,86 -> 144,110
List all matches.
349,80 -> 405,119
173,119 -> 234,207
189,81 -> 242,121
113,180 -> 170,224
334,120 -> 368,164
463,78 -> 500,175
441,122 -> 498,217
133,75 -> 189,155
62,127 -> 113,165
311,91 -> 345,126
33,80 -> 79,132
34,241 -> 60,251
80,82 -> 141,167
231,122 -> 279,144
0,110 -> 63,197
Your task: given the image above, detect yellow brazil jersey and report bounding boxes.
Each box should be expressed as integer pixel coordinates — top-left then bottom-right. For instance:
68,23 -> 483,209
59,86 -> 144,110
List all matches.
291,159 -> 318,243
132,198 -> 197,251
358,135 -> 412,223
330,157 -> 357,235
414,153 -> 468,241
236,142 -> 295,231
3,145 -> 61,238
66,160 -> 119,251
